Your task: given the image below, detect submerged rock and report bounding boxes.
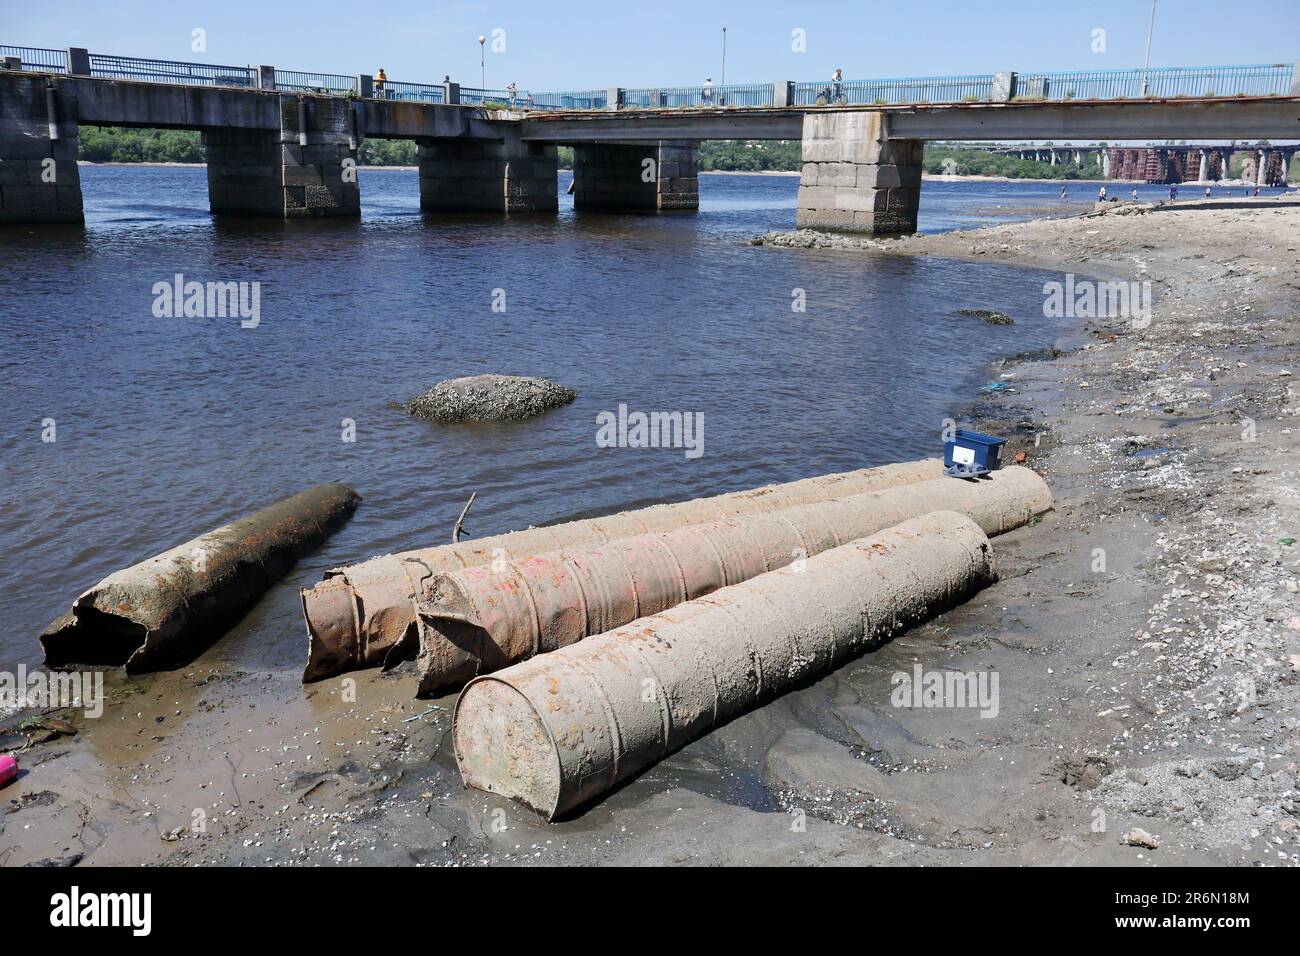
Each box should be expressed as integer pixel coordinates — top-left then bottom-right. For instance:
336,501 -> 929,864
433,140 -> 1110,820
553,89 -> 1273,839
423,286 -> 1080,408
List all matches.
956,308 -> 1015,326
405,374 -> 577,423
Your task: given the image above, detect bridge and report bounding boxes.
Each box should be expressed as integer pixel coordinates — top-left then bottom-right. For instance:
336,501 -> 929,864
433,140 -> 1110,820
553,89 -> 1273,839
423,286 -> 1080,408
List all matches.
1,44 -> 1298,233
960,142 -> 1295,184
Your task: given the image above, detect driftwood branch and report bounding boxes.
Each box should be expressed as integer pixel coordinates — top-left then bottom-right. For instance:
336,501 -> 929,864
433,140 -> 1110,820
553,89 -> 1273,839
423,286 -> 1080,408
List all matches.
452,492 -> 477,543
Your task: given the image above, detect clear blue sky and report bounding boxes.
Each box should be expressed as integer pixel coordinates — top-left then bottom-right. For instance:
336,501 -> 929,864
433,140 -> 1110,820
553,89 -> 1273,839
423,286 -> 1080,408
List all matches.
7,0 -> 1299,90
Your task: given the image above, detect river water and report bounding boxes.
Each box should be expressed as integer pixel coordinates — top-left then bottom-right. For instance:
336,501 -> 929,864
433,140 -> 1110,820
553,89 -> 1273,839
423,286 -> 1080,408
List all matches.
0,168 -> 1107,671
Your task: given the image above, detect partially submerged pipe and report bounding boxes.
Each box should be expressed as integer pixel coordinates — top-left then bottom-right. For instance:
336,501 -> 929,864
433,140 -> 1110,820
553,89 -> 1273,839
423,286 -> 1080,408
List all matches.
417,467 -> 1050,695
453,511 -> 998,820
302,458 -> 946,682
41,483 -> 361,673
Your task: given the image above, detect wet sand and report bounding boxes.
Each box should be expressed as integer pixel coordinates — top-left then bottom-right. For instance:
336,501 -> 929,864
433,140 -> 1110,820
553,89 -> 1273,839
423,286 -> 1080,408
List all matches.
5,198 -> 1299,867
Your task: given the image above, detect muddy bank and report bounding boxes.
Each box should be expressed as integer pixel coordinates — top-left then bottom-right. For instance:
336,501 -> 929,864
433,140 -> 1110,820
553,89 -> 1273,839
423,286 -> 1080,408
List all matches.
5,200 -> 1298,867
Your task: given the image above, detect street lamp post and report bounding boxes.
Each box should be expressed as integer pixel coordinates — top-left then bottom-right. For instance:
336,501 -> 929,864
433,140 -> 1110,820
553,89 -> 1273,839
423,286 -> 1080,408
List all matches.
1141,0 -> 1157,96
478,35 -> 486,92
720,26 -> 727,106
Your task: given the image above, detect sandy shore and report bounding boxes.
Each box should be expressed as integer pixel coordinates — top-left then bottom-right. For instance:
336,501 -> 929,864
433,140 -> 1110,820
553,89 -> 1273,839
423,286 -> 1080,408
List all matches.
755,196 -> 1300,864
5,199 -> 1298,867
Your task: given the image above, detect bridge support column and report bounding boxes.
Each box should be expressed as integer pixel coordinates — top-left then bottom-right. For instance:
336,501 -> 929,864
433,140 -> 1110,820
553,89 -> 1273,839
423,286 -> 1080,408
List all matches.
418,127 -> 557,212
0,75 -> 83,224
796,111 -> 921,234
571,140 -> 698,211
204,95 -> 360,218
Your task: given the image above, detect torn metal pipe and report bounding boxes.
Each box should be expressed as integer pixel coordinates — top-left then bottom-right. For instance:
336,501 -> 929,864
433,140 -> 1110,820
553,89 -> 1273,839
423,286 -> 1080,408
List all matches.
417,466 -> 1050,696
41,483 -> 361,673
453,511 -> 998,820
302,458 -> 946,683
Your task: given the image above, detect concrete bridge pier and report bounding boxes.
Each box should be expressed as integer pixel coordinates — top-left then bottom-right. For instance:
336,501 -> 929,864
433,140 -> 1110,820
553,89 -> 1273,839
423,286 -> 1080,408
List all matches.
570,140 -> 699,211
795,111 -> 922,234
418,126 -> 558,212
205,95 -> 360,218
0,75 -> 83,224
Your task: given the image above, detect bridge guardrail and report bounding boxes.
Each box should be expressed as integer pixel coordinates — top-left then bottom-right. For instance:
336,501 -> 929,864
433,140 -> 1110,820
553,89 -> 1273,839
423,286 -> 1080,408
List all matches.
459,86 -> 522,106
0,45 -> 68,72
620,84 -> 776,108
87,54 -> 256,87
1016,63 -> 1293,100
528,89 -> 608,110
3,43 -> 1295,112
273,69 -> 356,95
375,80 -> 444,103
792,73 -> 996,107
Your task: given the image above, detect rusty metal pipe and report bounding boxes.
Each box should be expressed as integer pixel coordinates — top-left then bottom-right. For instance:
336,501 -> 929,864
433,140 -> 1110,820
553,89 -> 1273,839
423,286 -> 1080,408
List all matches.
453,511 -> 998,820
302,458 -> 946,682
416,466 -> 1050,696
41,483 -> 361,673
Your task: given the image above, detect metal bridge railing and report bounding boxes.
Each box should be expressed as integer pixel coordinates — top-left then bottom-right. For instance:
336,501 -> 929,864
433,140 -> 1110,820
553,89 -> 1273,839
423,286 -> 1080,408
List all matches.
793,73 -> 996,106
527,89 -> 607,110
621,83 -> 776,108
716,83 -> 775,107
458,86 -> 521,106
3,44 -> 1295,110
0,45 -> 68,72
273,69 -> 356,95
1016,63 -> 1294,100
620,85 -> 723,108
88,54 -> 256,87
375,79 -> 443,103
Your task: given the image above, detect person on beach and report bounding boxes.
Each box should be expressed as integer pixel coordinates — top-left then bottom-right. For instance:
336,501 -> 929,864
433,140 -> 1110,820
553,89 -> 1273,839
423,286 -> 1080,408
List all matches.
1169,184 -> 1178,201
1254,185 -> 1261,197
1061,185 -> 1067,202
1205,186 -> 1212,198
1098,185 -> 1107,201
375,68 -> 387,98
702,77 -> 714,106
1131,187 -> 1138,200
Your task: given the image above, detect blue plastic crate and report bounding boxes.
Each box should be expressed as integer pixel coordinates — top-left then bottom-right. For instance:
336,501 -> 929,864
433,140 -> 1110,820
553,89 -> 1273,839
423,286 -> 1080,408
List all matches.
944,428 -> 1006,478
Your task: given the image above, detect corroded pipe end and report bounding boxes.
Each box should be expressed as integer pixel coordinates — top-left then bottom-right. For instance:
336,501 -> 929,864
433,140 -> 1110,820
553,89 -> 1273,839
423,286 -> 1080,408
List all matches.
453,677 -> 562,819
415,577 -> 490,697
301,578 -> 362,683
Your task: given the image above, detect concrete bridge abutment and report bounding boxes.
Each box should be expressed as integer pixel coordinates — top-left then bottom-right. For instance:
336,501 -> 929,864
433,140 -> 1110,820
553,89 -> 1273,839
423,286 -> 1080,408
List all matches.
0,75 -> 83,224
571,140 -> 699,211
796,111 -> 922,235
417,127 -> 558,213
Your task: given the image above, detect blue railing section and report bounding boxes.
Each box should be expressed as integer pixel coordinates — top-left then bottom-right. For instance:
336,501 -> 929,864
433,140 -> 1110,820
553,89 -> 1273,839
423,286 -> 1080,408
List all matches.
376,80 -> 443,103
2,45 -> 1294,110
273,69 -> 355,95
459,86 -> 522,106
792,73 -> 996,106
0,45 -> 68,72
623,83 -> 777,108
1016,64 -> 1293,100
528,89 -> 608,110
89,54 -> 256,87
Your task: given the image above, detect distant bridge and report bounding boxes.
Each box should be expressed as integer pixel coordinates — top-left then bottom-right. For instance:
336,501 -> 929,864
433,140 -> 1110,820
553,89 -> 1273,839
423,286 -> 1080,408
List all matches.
941,142 -> 1295,185
2,44 -> 1298,232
